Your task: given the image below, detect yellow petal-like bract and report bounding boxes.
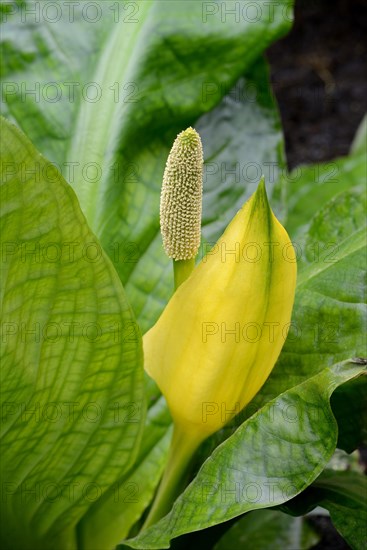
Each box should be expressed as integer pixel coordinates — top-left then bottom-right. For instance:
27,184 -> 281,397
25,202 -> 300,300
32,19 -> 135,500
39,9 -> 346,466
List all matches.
144,180 -> 297,439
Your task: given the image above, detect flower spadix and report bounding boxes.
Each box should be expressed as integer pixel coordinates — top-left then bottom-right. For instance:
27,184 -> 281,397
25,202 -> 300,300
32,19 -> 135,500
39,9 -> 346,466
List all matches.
160,126 -> 203,261
144,179 -> 297,439
160,127 -> 203,288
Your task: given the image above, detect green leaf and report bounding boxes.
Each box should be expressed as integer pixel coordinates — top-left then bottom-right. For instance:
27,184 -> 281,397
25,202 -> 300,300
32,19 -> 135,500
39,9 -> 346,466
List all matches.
280,470 -> 367,550
0,117 -> 145,549
213,509 -> 319,550
124,361 -> 365,549
1,0 -> 293,332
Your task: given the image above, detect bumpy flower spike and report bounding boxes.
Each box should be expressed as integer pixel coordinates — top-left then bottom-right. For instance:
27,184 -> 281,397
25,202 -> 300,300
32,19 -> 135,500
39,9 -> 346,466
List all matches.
160,127 -> 203,288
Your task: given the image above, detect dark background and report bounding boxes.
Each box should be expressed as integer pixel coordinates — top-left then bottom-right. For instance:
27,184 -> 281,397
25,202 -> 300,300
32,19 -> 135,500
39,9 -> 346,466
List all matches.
267,0 -> 367,170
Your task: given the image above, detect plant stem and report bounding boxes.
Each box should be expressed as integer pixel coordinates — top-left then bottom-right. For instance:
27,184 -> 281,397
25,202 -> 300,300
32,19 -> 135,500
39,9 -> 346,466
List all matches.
142,425 -> 202,529
173,258 -> 195,290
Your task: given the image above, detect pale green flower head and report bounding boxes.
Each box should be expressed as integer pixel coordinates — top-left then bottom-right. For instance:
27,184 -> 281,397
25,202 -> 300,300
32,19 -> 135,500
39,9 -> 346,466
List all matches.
160,127 -> 203,260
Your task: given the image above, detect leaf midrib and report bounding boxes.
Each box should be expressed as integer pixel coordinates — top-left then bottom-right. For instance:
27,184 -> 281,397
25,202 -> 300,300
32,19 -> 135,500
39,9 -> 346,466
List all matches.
65,0 -> 154,231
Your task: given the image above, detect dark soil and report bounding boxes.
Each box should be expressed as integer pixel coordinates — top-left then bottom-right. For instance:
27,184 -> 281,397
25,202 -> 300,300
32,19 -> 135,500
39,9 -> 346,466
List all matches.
266,0 -> 367,170
308,515 -> 353,550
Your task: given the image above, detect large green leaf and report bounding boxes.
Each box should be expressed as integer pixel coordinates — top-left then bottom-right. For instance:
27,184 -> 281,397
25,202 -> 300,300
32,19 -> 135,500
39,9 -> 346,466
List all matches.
0,117 -> 145,549
1,0 -> 293,332
124,361 -> 365,549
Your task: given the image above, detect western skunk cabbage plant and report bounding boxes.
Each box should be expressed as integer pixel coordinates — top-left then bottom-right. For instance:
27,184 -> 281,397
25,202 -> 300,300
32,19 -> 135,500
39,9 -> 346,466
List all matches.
143,128 -> 297,526
1,2 -> 366,549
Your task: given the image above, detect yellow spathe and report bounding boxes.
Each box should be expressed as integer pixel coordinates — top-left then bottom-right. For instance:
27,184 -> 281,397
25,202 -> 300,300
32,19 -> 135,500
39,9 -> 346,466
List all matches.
144,179 -> 297,439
